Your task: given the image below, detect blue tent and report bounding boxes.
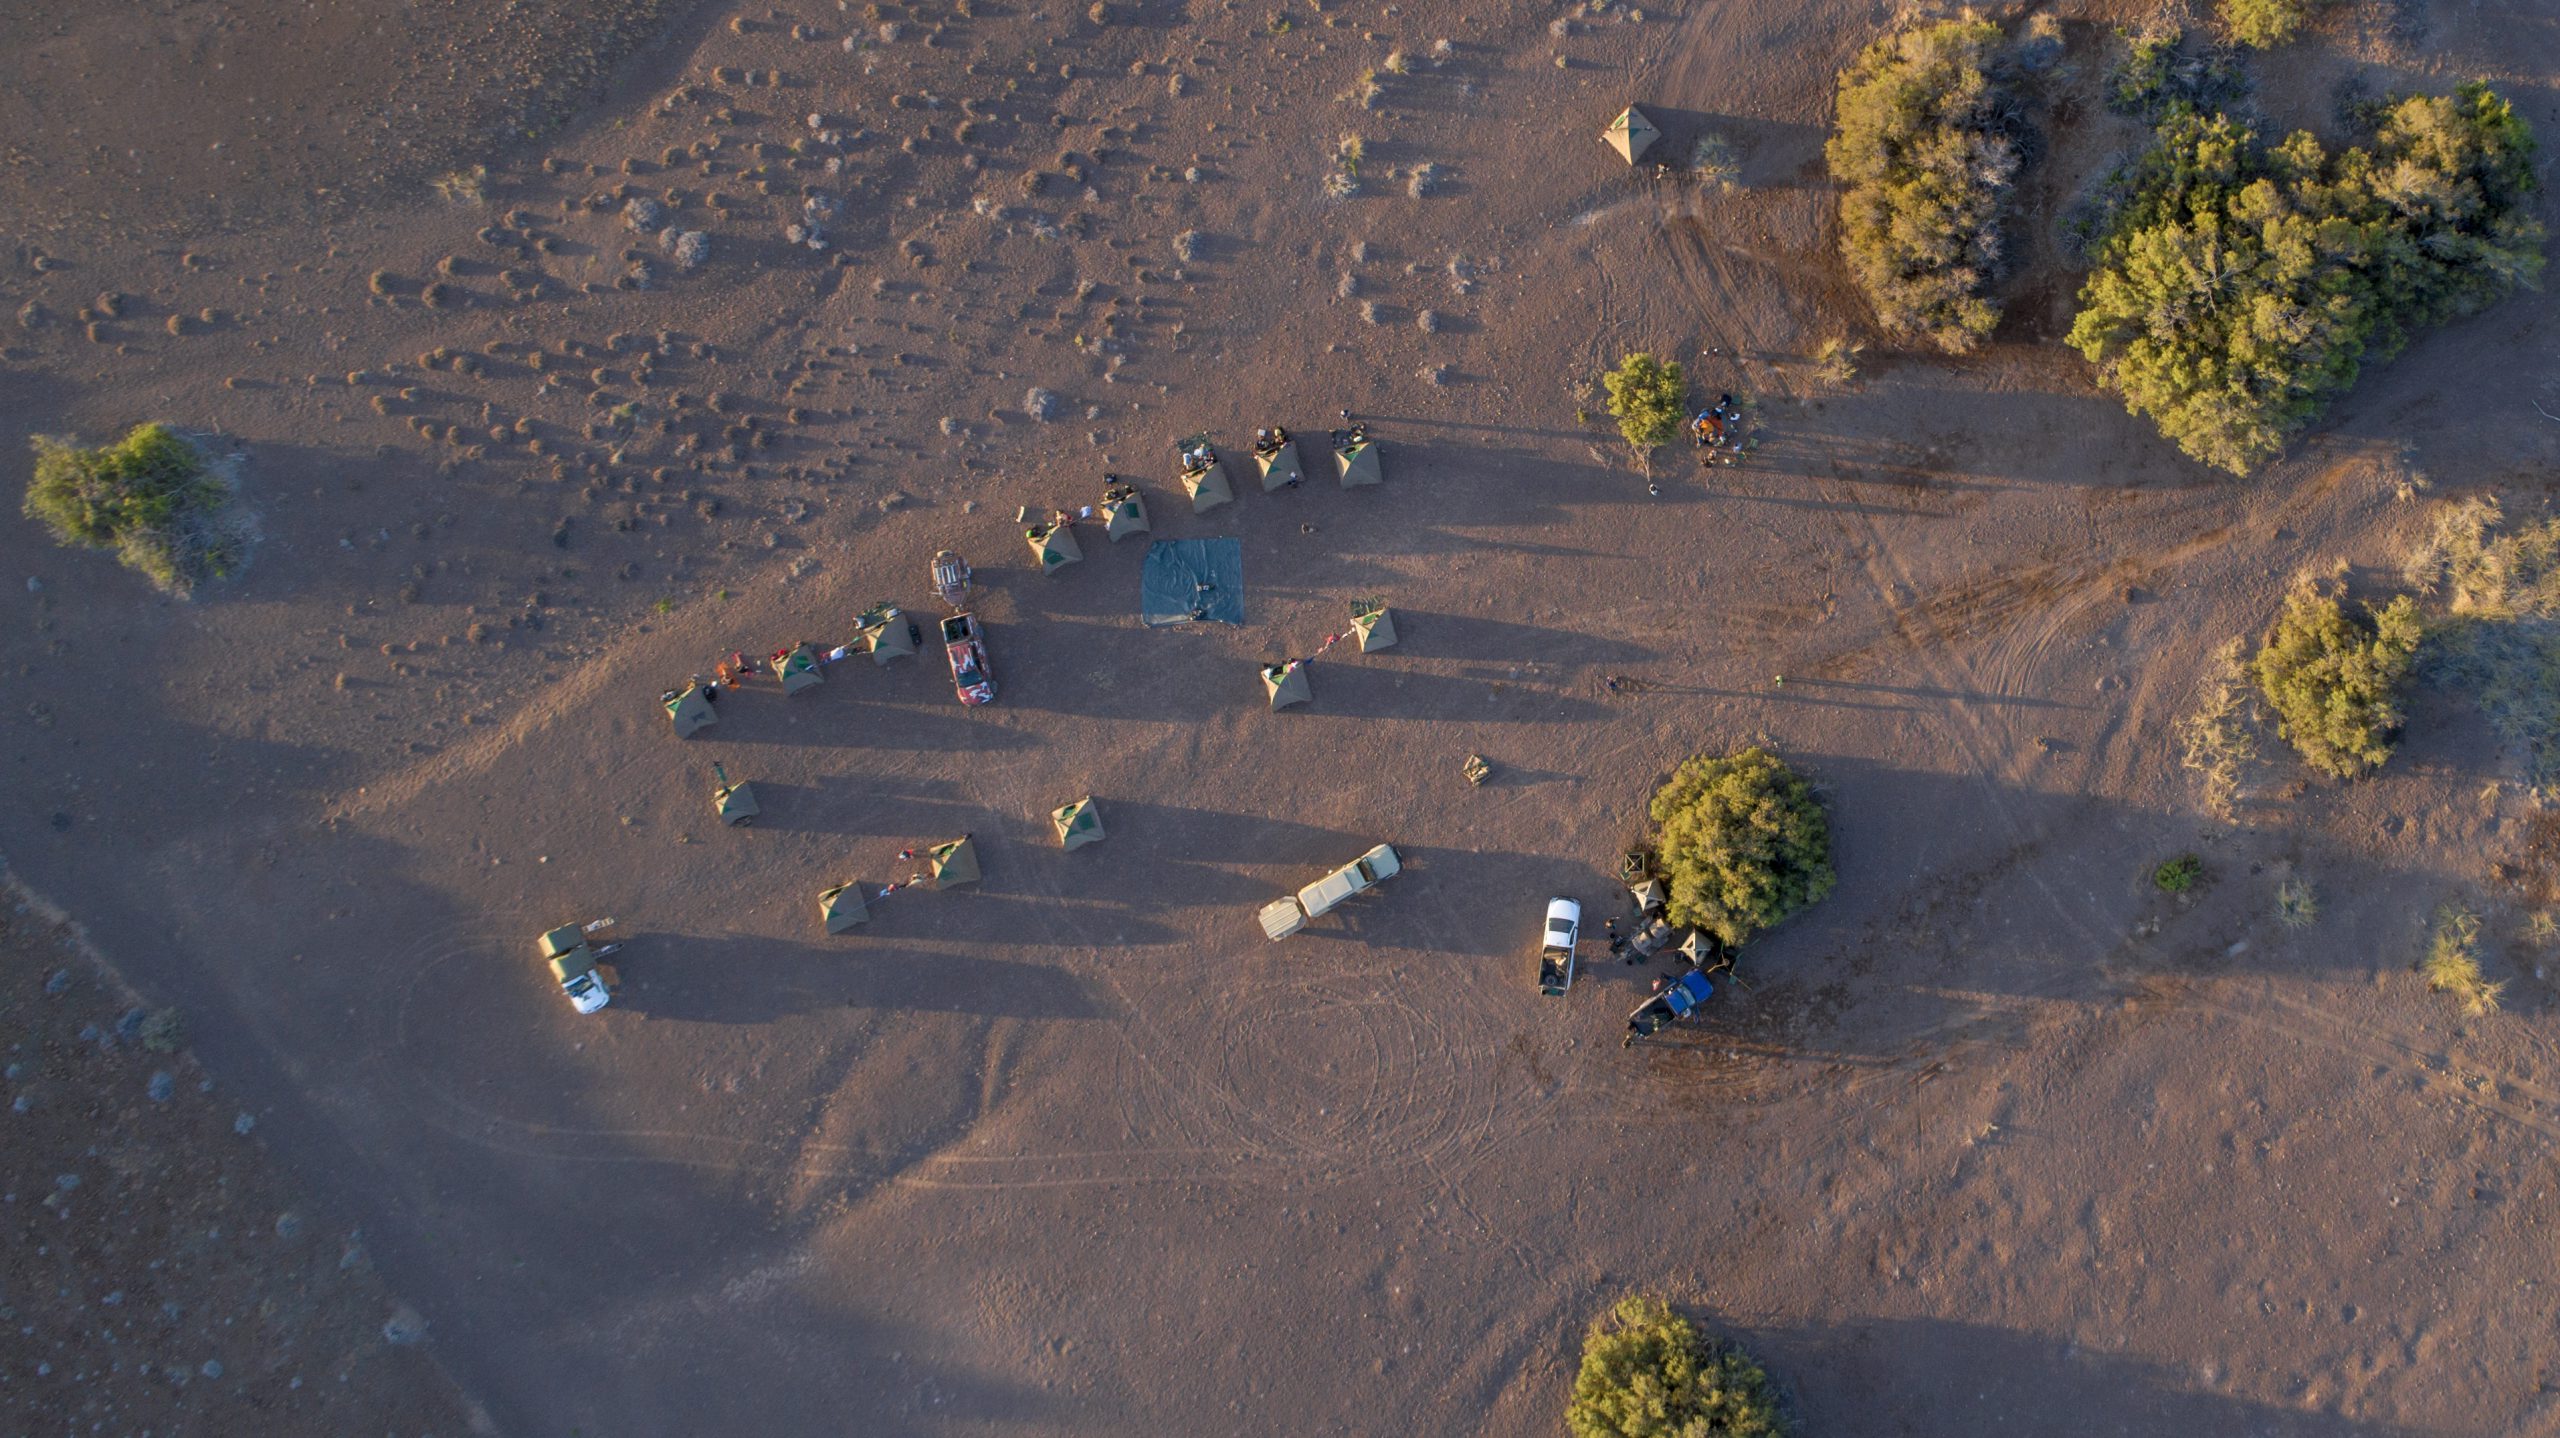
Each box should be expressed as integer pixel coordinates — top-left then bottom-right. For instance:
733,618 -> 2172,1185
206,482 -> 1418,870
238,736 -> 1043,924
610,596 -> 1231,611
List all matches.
1140,539 -> 1246,627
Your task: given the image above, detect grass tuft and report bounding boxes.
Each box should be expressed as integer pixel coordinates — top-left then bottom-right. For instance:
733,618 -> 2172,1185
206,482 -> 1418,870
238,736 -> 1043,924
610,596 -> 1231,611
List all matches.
2422,904 -> 2505,1015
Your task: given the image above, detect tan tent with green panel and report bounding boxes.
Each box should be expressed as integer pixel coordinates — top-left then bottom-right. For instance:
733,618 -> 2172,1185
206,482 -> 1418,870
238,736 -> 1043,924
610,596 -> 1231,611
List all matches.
777,641 -> 824,695
1336,434 -> 1383,488
819,882 -> 870,933
1604,105 -> 1660,166
930,835 -> 982,887
1263,661 -> 1311,710
1256,439 -> 1304,492
1351,603 -> 1398,652
665,681 -> 717,738
1052,797 -> 1106,850
1102,487 -> 1150,542
855,604 -> 917,664
1027,520 -> 1083,573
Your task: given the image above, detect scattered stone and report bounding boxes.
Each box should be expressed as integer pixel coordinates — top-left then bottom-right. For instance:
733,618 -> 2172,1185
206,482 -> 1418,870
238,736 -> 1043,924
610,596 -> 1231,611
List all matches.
147,1071 -> 175,1103
1174,230 -> 1201,262
623,196 -> 666,232
1416,308 -> 1441,333
234,1111 -> 256,1135
1408,163 -> 1445,198
1024,387 -> 1060,421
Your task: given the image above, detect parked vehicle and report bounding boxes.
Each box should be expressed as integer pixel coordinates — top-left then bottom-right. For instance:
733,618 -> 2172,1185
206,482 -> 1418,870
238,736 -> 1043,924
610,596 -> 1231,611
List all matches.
1624,969 -> 1716,1046
1257,843 -> 1402,939
537,918 -> 620,1014
942,612 -> 996,705
1537,897 -> 1581,996
931,549 -> 972,609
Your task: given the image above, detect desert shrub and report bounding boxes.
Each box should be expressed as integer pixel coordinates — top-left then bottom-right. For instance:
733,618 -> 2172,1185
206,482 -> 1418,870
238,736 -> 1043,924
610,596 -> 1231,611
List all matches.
1567,1294 -> 1791,1438
2402,496 -> 2560,784
1825,19 -> 2022,353
2153,854 -> 2203,893
2276,876 -> 2319,927
1690,133 -> 1742,193
1813,336 -> 1863,384
2224,0 -> 2320,48
2106,26 -> 2248,120
1649,746 -> 1835,947
2069,85 -> 2544,475
1602,353 -> 1687,453
137,1007 -> 186,1054
2178,637 -> 2259,816
24,423 -> 243,594
2422,904 -> 2504,1014
2250,588 -> 2422,778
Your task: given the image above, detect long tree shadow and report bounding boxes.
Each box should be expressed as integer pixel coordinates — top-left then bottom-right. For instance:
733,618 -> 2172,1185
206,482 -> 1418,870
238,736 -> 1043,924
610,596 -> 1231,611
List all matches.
611,931 -> 1112,1024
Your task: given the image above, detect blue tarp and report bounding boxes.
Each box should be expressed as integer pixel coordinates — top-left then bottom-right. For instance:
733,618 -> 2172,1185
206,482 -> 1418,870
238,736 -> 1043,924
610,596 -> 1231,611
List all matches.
1140,538 -> 1245,627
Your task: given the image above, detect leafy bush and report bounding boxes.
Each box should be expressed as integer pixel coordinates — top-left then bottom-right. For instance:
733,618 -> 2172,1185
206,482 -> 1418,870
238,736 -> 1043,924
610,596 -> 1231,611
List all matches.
24,423 -> 243,593
2105,26 -> 2247,120
2422,904 -> 2504,1015
1649,747 -> 1835,947
2250,588 -> 2422,778
1825,19 -> 2022,353
1568,1294 -> 1791,1438
1602,353 -> 1687,453
2153,854 -> 2203,893
2224,0 -> 2320,48
2069,85 -> 2544,475
2404,497 -> 2560,782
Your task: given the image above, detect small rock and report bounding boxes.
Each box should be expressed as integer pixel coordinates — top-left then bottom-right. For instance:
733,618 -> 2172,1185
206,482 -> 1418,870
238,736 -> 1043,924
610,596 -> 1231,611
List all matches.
233,1111 -> 256,1135
44,968 -> 71,996
1024,387 -> 1060,421
275,1212 -> 304,1240
147,1072 -> 175,1103
201,1360 -> 223,1379
383,1306 -> 428,1345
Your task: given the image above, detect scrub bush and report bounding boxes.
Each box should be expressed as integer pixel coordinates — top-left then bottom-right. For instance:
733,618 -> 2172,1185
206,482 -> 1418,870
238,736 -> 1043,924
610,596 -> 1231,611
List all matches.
24,423 -> 243,594
2250,588 -> 2422,778
1567,1294 -> 1791,1438
1602,353 -> 1687,453
1826,19 -> 2023,352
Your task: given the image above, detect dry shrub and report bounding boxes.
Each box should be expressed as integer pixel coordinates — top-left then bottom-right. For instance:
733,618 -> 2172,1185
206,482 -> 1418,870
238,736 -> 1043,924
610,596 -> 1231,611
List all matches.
2404,497 -> 2560,786
2179,636 -> 2259,816
1825,19 -> 2022,353
2422,904 -> 2505,1015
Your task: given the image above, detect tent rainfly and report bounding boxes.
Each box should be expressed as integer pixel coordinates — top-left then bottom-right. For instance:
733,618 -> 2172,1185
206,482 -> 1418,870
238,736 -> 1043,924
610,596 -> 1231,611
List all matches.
665,681 -> 718,738
1052,797 -> 1106,850
819,882 -> 870,933
1263,660 -> 1312,710
1351,604 -> 1398,652
1336,435 -> 1383,488
1027,520 -> 1083,573
855,604 -> 917,664
1103,487 -> 1150,542
929,835 -> 982,887
778,641 -> 824,695
1256,439 -> 1305,492
1629,877 -> 1667,916
1674,929 -> 1718,968
1604,104 -> 1660,166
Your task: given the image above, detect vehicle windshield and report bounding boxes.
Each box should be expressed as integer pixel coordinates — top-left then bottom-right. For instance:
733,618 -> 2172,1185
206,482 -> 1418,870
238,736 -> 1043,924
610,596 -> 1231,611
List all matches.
1547,919 -> 1572,935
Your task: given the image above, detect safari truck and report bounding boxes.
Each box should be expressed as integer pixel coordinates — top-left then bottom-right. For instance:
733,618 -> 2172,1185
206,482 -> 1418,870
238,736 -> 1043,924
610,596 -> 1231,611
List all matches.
538,919 -> 620,1014
1537,897 -> 1582,996
1257,843 -> 1402,939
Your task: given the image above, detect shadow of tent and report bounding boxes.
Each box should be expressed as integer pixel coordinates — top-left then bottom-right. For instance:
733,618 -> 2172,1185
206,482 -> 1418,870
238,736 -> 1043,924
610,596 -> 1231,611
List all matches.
1382,610 -> 1660,666
1300,663 -> 1613,725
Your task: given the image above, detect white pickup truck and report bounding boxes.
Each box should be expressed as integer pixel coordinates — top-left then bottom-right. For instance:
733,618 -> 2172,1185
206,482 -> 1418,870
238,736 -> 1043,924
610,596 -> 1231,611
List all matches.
538,920 -> 619,1014
1258,844 -> 1402,939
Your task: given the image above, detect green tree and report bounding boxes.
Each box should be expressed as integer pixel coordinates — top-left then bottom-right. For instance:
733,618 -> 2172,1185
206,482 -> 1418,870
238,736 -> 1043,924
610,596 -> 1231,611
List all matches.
2223,0 -> 2317,48
2069,85 -> 2543,475
1602,353 -> 1687,453
1649,747 -> 1835,947
23,422 -> 241,593
1568,1294 -> 1791,1438
1825,19 -> 2021,352
2251,588 -> 2423,777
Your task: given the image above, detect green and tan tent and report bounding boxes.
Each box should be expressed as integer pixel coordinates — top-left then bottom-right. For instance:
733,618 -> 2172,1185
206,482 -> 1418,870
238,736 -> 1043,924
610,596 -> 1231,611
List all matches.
1102,487 -> 1150,542
665,680 -> 718,738
712,762 -> 759,825
1629,877 -> 1667,916
1673,929 -> 1717,968
855,603 -> 917,665
819,881 -> 870,933
1255,439 -> 1305,492
1052,797 -> 1106,850
1335,434 -> 1383,488
1027,520 -> 1083,573
1183,460 -> 1233,512
1263,660 -> 1312,710
777,641 -> 824,695
1351,602 -> 1398,652
1604,104 -> 1660,166
929,835 -> 982,887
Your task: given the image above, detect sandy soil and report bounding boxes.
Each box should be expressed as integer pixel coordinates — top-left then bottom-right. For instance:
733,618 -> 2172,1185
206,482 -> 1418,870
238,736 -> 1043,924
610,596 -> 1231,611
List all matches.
5,0 -> 2560,1432
0,883 -> 477,1434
